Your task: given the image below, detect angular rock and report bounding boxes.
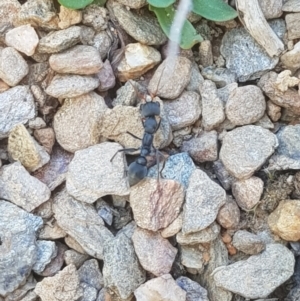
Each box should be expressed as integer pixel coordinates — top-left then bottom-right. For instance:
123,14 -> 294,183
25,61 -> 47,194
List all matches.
220,125 -> 278,179
283,0 -> 300,12
172,126 -> 192,148
58,6 -> 82,29
161,213 -> 182,238
134,274 -> 186,301
164,91 -> 201,130
217,196 -> 240,229
49,45 -> 103,75
91,31 -> 112,60
37,26 -> 81,53
213,244 -> 295,299
148,57 -> 192,99
65,235 -> 86,255
66,142 -> 130,202
186,62 -> 204,92
79,283 -> 98,301
286,13 -> 300,40
53,189 -> 113,259
8,124 -> 50,172
0,79 -> 9,92
199,40 -> 213,67
182,169 -> 226,234
181,131 -> 218,163
132,227 -> 177,276
176,276 -> 209,301
281,41 -> 300,71
202,66 -> 237,88
268,200 -> 300,241
0,200 -> 43,296
232,230 -> 265,255
0,0 -> 20,25
180,245 -> 204,271
78,259 -> 104,291
117,43 -> 161,82
39,221 -> 66,240
34,264 -> 82,301
82,5 -> 107,31
254,113 -> 274,130
116,0 -> 147,9
259,0 -> 283,19
29,117 -> 46,130
213,160 -> 235,190
97,59 -> 116,92
0,47 -> 28,86
34,128 -> 55,154
130,178 -> 184,231
64,249 -> 89,269
199,80 -> 225,130
45,74 -> 99,99
0,162 -> 50,212
103,233 -> 146,299
53,92 -> 107,153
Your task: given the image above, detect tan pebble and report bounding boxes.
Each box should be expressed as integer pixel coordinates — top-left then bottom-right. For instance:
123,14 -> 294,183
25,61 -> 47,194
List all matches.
226,243 -> 237,255
221,232 -> 232,244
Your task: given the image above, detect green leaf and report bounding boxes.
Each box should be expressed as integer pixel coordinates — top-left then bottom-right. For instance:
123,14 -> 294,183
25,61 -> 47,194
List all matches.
147,0 -> 176,8
192,0 -> 238,21
149,5 -> 203,49
58,0 -> 94,9
93,0 -> 107,6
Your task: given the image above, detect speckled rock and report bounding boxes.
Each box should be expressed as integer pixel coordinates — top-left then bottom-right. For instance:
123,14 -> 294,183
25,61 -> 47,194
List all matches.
82,5 -> 107,31
202,66 -> 237,88
65,235 -> 86,255
0,162 -> 50,212
176,277 -> 209,301
161,214 -> 183,238
130,178 -> 185,231
182,168 -> 226,234
64,249 -> 89,268
232,230 -> 265,255
286,13 -> 300,40
213,160 -> 235,190
259,0 -> 283,19
66,142 -> 130,203
53,92 -> 107,153
0,0 -> 20,25
283,0 -> 300,12
97,59 -> 116,92
217,196 -> 240,229
29,117 -> 46,130
281,41 -> 300,71
39,221 -> 66,240
116,0 -> 147,8
220,125 -> 278,179
91,31 -> 112,60
180,244 -> 204,271
58,6 -> 82,29
34,128 -> 55,154
78,259 -> 104,291
186,62 -> 204,92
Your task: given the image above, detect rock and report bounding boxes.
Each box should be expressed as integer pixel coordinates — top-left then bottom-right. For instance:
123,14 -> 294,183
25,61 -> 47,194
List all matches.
109,1 -> 166,45
0,0 -> 20,25
283,0 -> 300,12
281,41 -> 300,71
96,200 -> 114,226
33,240 -> 57,274
134,274 -> 186,301
53,92 -> 107,153
34,264 -> 82,301
0,162 -> 50,212
220,125 -> 278,179
65,235 -> 86,255
182,169 -> 226,234
117,43 -> 161,82
176,276 -> 209,301
267,100 -> 281,122
186,62 -> 204,92
17,0 -> 59,31
0,47 -> 28,86
181,131 -> 218,163
217,196 -> 240,229
268,125 -> 300,170
103,233 -> 146,299
78,259 -> 104,291
58,6 -> 82,29
259,0 -> 283,19
82,5 -> 107,31
79,283 -> 98,301
164,91 -> 201,130
232,230 -> 265,255
202,66 -> 237,88
213,160 -> 235,190
45,74 -> 99,99
66,142 -> 130,202
97,60 -> 116,92
177,222 -> 220,245
268,200 -> 300,241
8,124 -> 50,172
213,244 -> 295,299
116,0 -> 147,9
0,79 -> 9,92
64,250 -> 89,269
199,40 -> 213,67
254,113 -> 274,130
225,86 -> 266,125
148,57 -> 192,99
181,244 -> 204,271
161,214 -> 183,238
130,178 -> 184,231
112,194 -> 128,208
199,80 -> 225,130
286,13 -> 300,40
0,200 -> 43,296
49,45 -> 103,75
0,86 -> 35,138
5,24 -> 39,56
79,25 -> 95,45
91,31 -> 112,60
34,128 -> 55,154
112,80 -> 139,107
220,27 -> 279,82
173,126 -> 192,148
132,227 -> 177,276
29,117 -> 46,130
53,189 -> 113,259
39,221 -> 66,240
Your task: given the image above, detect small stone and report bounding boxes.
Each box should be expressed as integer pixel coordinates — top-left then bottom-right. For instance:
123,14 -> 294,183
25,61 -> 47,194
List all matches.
78,259 -> 104,291
66,142 -> 130,203
97,60 -> 116,92
0,79 -> 9,92
58,6 -> 82,29
97,200 -> 114,226
53,92 -> 107,153
134,274 -> 186,301
172,126 -> 192,148
82,5 -> 107,31
112,80 -> 139,107
79,25 -> 95,45
8,124 -> 50,172
33,240 -> 57,274
34,128 -> 55,154
0,0 -> 20,25
45,74 -> 99,99
259,0 -> 283,19
132,227 -> 177,276
199,80 -> 225,130
199,40 -> 213,67
217,196 -> 240,229
202,67 -> 237,88
186,62 -> 204,92
103,233 -> 146,300
79,283 -> 98,301
283,0 -> 300,12
64,250 -> 89,269
5,24 -> 39,56
220,125 -> 278,179
91,31 -> 112,60
254,113 -> 274,130
164,91 -> 201,130
182,169 -> 226,234
181,131 -> 218,163
53,189 -> 113,260
213,160 -> 235,190
130,178 -> 184,231
29,117 -> 46,130
148,57 -> 192,99
116,0 -> 147,9
232,230 -> 265,255
49,45 -> 103,75
281,41 -> 300,71
180,245 -> 204,271
39,221 -> 66,240
268,200 -> 300,241
37,26 -> 81,54
176,276 -> 209,301
117,43 -> 161,82
0,47 -> 28,86
34,264 -> 82,301
286,13 -> 300,40
161,214 -> 182,238
0,162 -> 50,212
65,236 -> 87,255
213,244 -> 295,299
112,194 -> 128,208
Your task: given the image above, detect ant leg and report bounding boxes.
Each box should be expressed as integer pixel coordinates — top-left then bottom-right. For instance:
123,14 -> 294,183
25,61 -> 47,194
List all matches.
126,131 -> 142,141
155,117 -> 161,132
110,147 -> 140,162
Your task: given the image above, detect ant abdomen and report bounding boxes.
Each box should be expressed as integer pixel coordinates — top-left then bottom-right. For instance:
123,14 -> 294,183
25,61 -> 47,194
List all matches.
128,157 -> 148,186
